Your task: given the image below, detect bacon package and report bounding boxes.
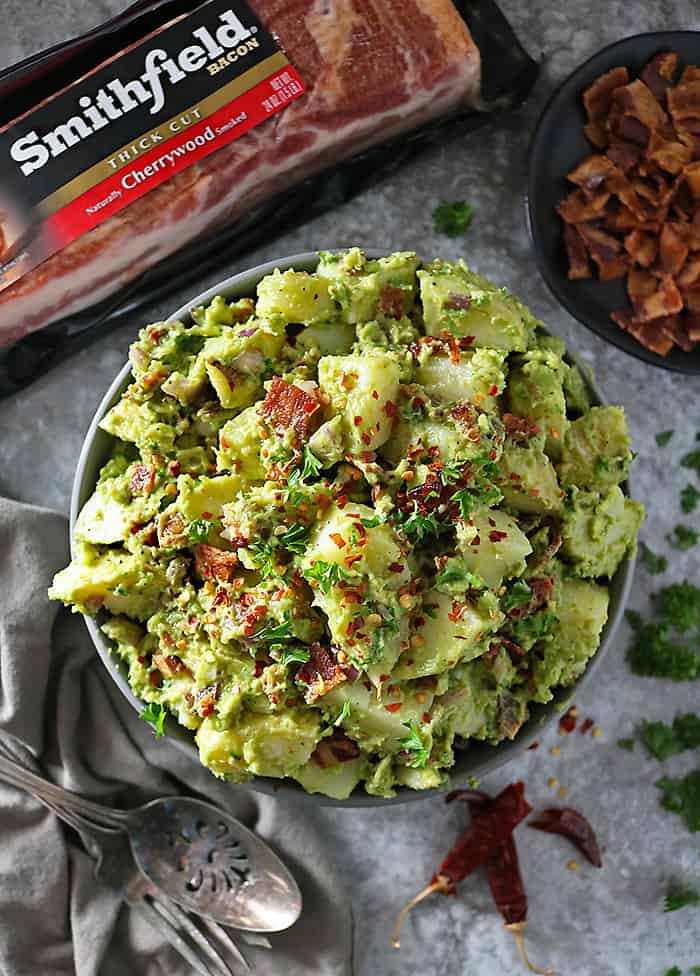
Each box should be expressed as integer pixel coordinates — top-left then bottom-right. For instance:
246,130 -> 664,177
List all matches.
0,0 -> 537,395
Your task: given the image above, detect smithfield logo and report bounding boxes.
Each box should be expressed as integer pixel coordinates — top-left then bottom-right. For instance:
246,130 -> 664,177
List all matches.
10,10 -> 259,177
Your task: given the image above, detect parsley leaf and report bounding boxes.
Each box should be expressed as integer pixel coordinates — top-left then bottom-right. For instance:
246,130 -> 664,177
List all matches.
658,583 -> 700,633
641,721 -> 682,761
511,611 -> 556,645
640,542 -> 668,575
502,579 -> 532,613
668,524 -> 699,551
399,720 -> 430,768
255,613 -> 294,643
173,332 -> 204,356
663,968 -> 682,976
284,468 -> 305,506
433,200 -> 474,238
440,459 -> 466,486
664,883 -> 700,912
657,769 -> 700,832
303,560 -> 353,594
360,516 -> 382,528
617,737 -> 635,751
280,523 -> 310,554
682,483 -> 700,514
140,702 -> 167,738
656,430 -> 674,447
249,539 -> 278,579
278,645 -> 310,666
400,403 -> 425,423
301,446 -> 323,480
402,509 -> 441,542
626,621 -> 700,681
681,449 -> 700,474
188,518 -> 216,543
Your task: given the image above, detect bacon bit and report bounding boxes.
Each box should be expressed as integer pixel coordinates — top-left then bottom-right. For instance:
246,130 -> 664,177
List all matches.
148,670 -> 162,688
129,464 -> 156,495
297,643 -> 348,703
558,705 -> 579,735
423,712 -> 431,724
312,730 -> 362,768
136,655 -> 146,664
344,552 -> 363,569
444,292 -> 472,311
503,413 -> 540,442
501,637 -> 526,659
360,432 -> 372,446
253,660 -> 266,677
470,534 -> 481,547
388,562 -> 404,574
336,494 -> 348,509
195,544 -> 239,582
260,376 -> 320,444
329,532 -> 347,550
353,415 -> 362,427
384,702 -> 402,713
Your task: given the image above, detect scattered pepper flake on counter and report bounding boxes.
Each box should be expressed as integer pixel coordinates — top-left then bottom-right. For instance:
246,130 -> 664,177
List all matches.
640,542 -> 668,575
656,769 -> 700,832
656,430 -> 675,447
528,807 -> 602,867
664,882 -> 700,912
558,705 -> 578,734
432,200 -> 474,237
580,717 -> 595,735
668,524 -> 699,550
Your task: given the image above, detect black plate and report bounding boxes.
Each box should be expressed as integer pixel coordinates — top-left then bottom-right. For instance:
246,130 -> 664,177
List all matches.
527,31 -> 700,374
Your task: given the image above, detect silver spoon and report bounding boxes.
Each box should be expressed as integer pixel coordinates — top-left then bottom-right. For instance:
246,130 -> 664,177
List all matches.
0,752 -> 301,932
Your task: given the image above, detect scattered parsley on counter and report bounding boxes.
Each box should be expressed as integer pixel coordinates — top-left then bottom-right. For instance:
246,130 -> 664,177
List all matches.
657,769 -> 700,832
664,883 -> 700,912
658,582 -> 700,633
668,524 -> 699,550
617,737 -> 635,751
681,483 -> 700,514
625,587 -> 700,680
656,430 -> 675,447
681,449 -> 700,475
140,702 -> 167,738
640,542 -> 668,575
640,714 -> 700,760
432,200 -> 474,237
664,969 -> 682,976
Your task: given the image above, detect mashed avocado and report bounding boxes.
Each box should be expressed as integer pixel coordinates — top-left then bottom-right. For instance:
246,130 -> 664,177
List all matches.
49,249 -> 643,799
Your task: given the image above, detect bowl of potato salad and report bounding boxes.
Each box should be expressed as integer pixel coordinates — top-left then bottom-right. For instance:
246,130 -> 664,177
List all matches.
50,249 -> 642,804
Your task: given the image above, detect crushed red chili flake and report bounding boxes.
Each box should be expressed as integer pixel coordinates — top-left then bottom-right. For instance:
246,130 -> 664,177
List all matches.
488,383 -> 499,396
384,703 -> 402,713
489,530 -> 508,542
527,741 -> 540,751
558,705 -> 579,734
330,532 -> 346,549
129,464 -> 156,495
488,516 -> 497,527
336,495 -> 348,509
353,415 -> 362,426
470,534 -> 481,547
136,655 -> 146,664
344,552 -> 363,568
423,712 -> 431,724
372,389 -> 380,399
167,460 -> 181,477
361,432 -> 372,445
579,717 -> 595,735
388,562 -> 404,573
384,400 -> 397,417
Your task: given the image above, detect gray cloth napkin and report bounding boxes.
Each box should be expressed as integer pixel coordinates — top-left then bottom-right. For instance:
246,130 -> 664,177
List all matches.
0,497 -> 353,976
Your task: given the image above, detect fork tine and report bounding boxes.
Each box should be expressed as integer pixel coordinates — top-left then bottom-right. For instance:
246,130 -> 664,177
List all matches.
137,898 -> 212,976
151,897 -> 245,975
237,931 -> 272,949
198,915 -> 256,968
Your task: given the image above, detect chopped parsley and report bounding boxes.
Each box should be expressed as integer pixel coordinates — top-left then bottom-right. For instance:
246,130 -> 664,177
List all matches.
249,539 -> 278,579
664,883 -> 700,912
656,430 -> 674,447
436,562 -> 482,592
681,449 -> 700,475
502,579 -> 532,613
255,613 -> 294,643
627,584 -> 700,680
188,518 -> 216,543
140,702 -> 168,738
333,701 -> 352,726
641,714 -> 700,760
511,611 -> 556,645
303,560 -> 353,594
301,446 -> 323,480
399,719 -> 430,768
278,645 -> 310,667
402,509 -> 440,542
440,459 -> 467,486
432,200 -> 474,237
657,769 -> 700,832
617,737 -> 635,751
280,522 -> 310,554
284,468 -> 305,506
452,484 -> 502,519
681,483 -> 700,514
668,524 -> 699,551
657,583 -> 700,634
369,606 -> 399,660
360,515 -> 382,528
640,542 -> 668,575
400,403 -> 425,423
173,332 -> 204,356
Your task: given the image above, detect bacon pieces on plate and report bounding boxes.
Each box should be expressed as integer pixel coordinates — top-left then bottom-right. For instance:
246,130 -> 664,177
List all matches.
557,50 -> 700,355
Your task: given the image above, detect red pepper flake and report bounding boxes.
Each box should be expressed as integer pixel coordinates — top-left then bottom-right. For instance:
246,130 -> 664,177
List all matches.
489,530 -> 508,542
558,705 -> 578,735
423,712 -> 431,724
448,600 -> 464,623
337,495 -> 348,509
384,400 -> 397,418
254,660 -> 266,678
353,415 -> 363,427
388,562 -> 404,573
488,383 -> 499,396
330,532 -> 346,549
345,552 -> 363,568
136,655 -> 146,664
361,432 -> 372,445
488,517 -> 496,528
490,449 -> 498,460
201,511 -> 213,519
168,460 -> 181,477
579,717 -> 595,735
384,703 -> 402,713
372,389 -> 380,400
527,741 -> 540,751
470,534 -> 481,547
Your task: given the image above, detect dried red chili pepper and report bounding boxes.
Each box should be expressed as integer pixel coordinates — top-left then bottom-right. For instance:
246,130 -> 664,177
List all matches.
448,789 -> 555,975
528,808 -> 602,868
391,782 -> 531,949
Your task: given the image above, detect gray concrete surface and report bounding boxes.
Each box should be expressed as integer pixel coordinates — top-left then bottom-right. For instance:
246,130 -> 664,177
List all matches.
2,2 -> 700,974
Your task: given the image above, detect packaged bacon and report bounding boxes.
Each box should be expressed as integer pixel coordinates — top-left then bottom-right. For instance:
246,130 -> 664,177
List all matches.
0,0 -> 537,395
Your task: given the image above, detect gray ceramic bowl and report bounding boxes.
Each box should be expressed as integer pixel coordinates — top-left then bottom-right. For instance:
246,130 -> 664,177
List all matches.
71,250 -> 636,807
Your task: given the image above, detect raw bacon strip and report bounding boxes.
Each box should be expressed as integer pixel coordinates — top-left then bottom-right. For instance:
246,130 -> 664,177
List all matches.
0,0 -> 481,347
260,376 -> 320,442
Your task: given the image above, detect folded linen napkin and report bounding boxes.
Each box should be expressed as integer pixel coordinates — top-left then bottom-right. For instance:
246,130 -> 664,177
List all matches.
0,497 -> 352,976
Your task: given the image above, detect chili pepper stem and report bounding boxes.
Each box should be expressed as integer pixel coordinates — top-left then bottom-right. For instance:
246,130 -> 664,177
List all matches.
391,875 -> 452,949
506,922 -> 557,975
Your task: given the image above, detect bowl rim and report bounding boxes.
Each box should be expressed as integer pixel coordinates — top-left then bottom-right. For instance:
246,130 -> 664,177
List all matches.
71,249 -> 636,807
526,29 -> 700,375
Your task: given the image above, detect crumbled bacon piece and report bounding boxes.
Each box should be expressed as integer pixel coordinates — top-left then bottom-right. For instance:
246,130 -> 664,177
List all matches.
194,544 -> 239,582
488,530 -> 508,543
260,377 -> 320,444
444,292 -> 471,311
450,403 -> 476,428
583,66 -> 630,129
152,653 -> 189,677
129,464 -> 156,495
312,730 -> 361,768
640,52 -> 679,103
503,413 -> 540,442
297,643 -> 347,704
